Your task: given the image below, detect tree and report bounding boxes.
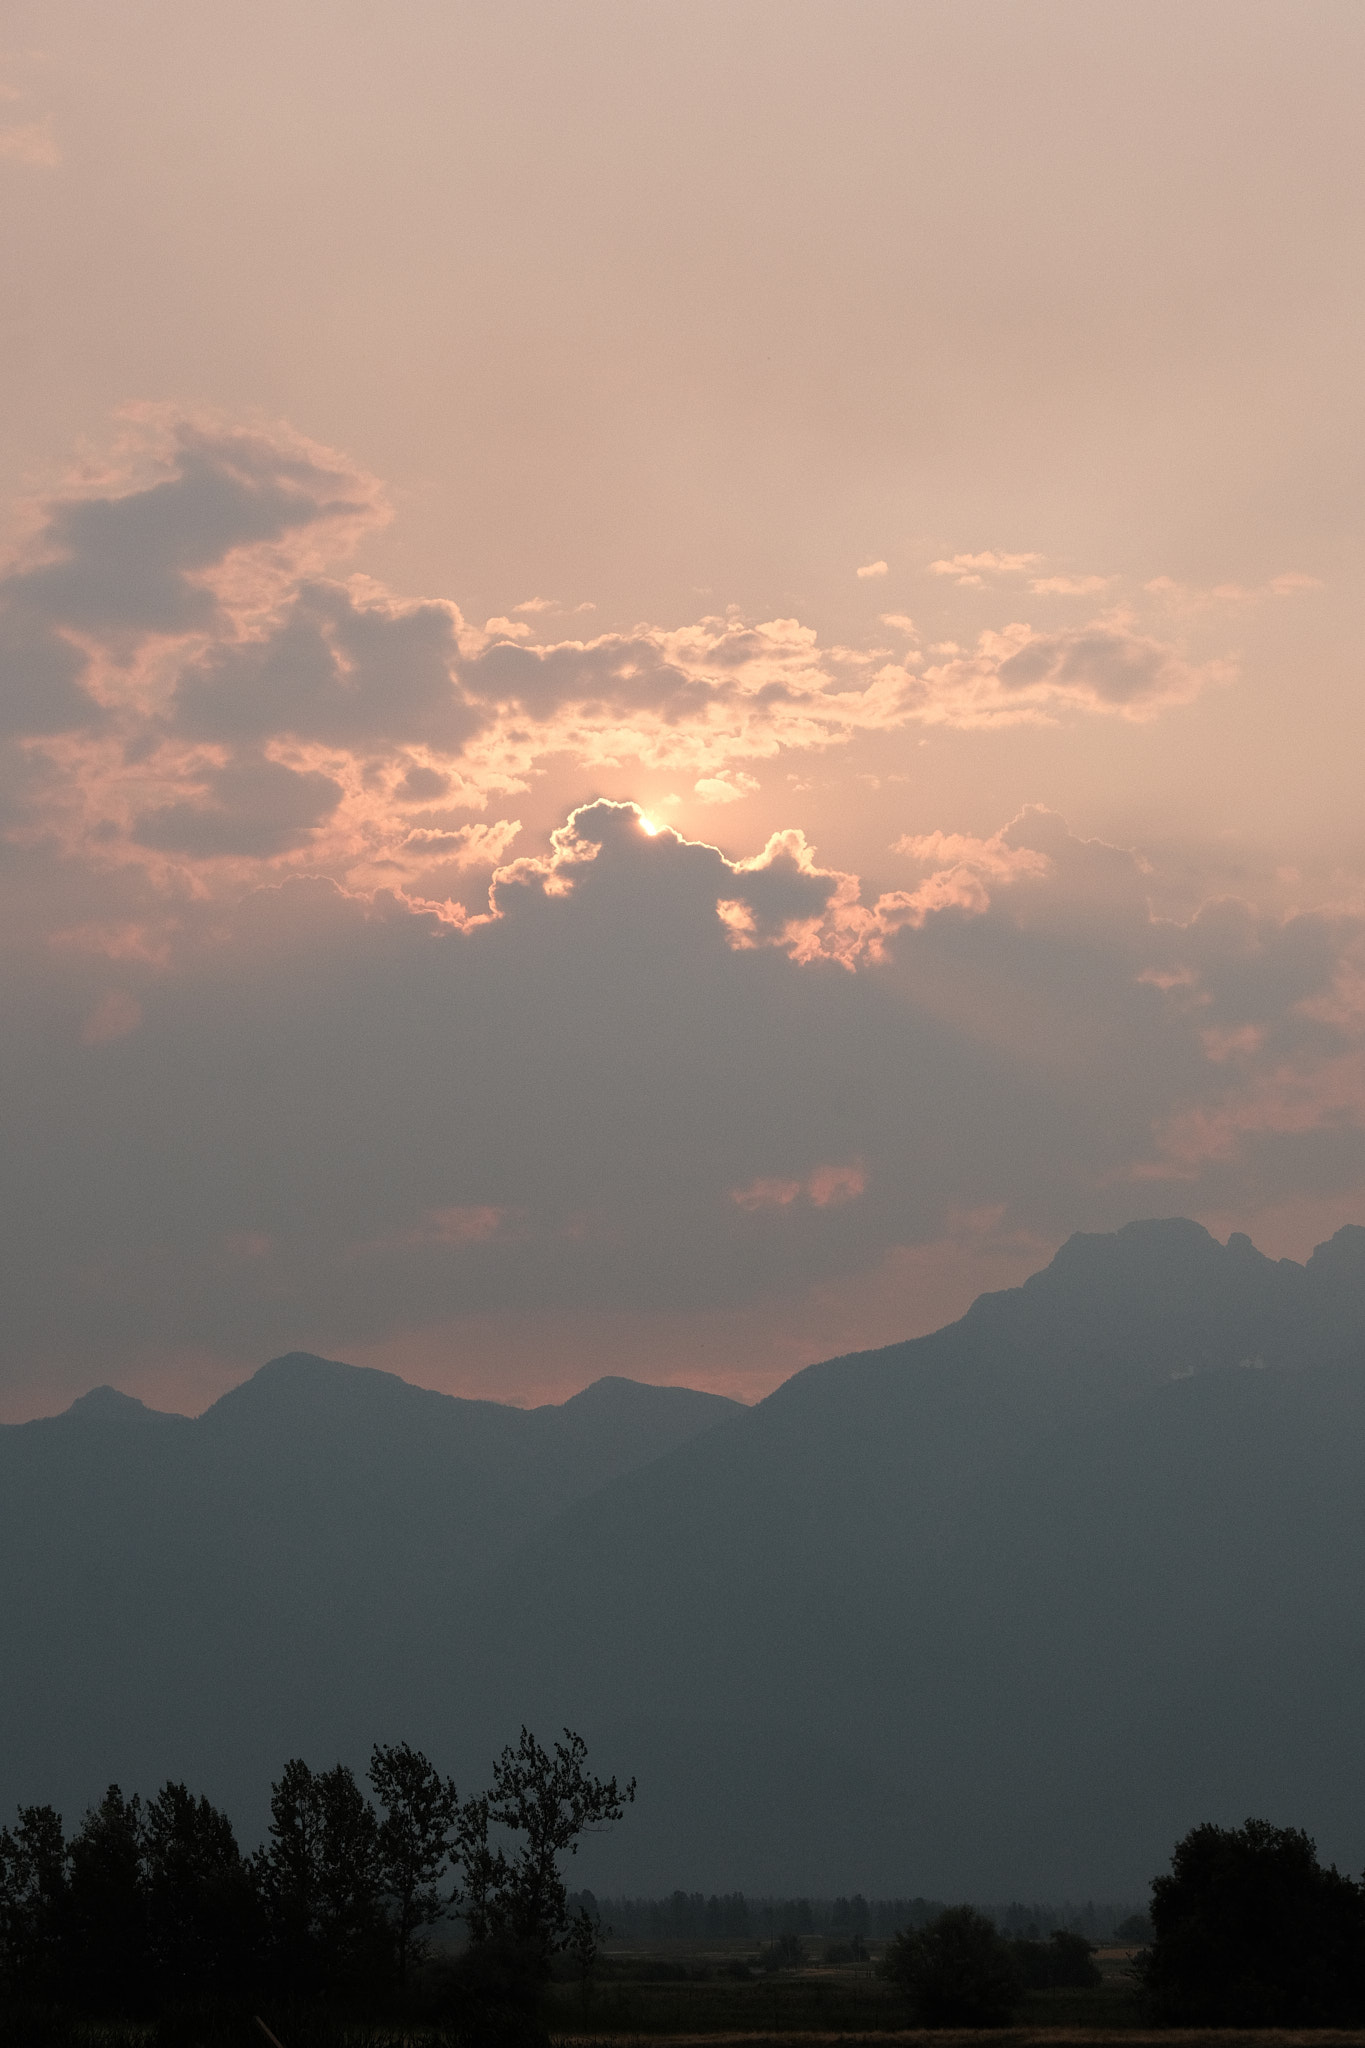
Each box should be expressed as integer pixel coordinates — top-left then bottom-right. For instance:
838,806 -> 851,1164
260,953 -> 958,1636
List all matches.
369,1741 -> 458,1996
1141,1817 -> 1365,2025
259,1758 -> 385,2000
455,1728 -> 634,1982
0,1805 -> 67,1998
143,1781 -> 258,2006
258,1757 -> 323,1994
1009,1927 -> 1101,1990
884,1905 -> 1022,2026
314,1762 -> 385,1992
65,1786 -> 148,2013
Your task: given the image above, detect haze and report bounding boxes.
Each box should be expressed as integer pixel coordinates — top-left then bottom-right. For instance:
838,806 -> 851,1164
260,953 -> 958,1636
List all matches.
3,0 -> 1364,1419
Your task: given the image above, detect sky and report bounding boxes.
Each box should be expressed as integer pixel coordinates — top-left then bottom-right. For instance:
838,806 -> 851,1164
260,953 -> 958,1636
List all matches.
2,0 -> 1364,1420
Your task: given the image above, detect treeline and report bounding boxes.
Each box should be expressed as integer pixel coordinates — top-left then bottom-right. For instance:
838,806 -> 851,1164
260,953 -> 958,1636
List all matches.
576,1890 -> 1138,1942
0,1729 -> 631,2018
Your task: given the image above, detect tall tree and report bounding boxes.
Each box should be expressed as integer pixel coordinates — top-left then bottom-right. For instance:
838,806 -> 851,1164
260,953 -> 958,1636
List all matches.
258,1758 -> 323,1995
0,1805 -> 67,1997
65,1787 -> 148,2013
258,1758 -> 385,2001
369,1742 -> 457,1996
456,1727 -> 634,1974
314,1762 -> 384,1995
143,1782 -> 257,2005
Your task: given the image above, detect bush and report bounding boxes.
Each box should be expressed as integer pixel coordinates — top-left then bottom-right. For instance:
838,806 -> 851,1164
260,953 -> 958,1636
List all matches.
1114,1911 -> 1153,1942
1009,1928 -> 1101,1989
761,1933 -> 805,1972
884,1905 -> 1022,2026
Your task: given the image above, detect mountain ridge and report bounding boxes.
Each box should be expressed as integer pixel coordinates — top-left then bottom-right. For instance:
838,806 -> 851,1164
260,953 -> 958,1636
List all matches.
7,1217 -> 1365,1897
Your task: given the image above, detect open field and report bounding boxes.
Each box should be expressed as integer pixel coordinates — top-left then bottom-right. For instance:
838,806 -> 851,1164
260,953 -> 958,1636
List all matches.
552,2036 -> 1365,2047
544,1942 -> 1144,2038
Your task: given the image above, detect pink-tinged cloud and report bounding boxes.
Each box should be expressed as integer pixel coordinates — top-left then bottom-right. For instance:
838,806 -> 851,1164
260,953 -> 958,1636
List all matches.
904,622 -> 1231,726
732,1164 -> 866,1211
929,551 -> 1044,585
1145,571 -> 1326,613
1029,574 -> 1114,596
0,417 -> 1235,916
731,1176 -> 804,1210
80,989 -> 142,1044
7,772 -> 1365,1410
0,119 -> 60,167
415,1205 -> 508,1245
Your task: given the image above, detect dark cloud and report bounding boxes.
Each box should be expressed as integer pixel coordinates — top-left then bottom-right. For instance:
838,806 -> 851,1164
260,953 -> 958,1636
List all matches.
5,793 -> 1365,1411
0,415 -> 1314,1413
3,424 -> 378,641
0,610 -> 100,736
996,627 -> 1183,705
133,756 -> 344,858
171,583 -> 484,754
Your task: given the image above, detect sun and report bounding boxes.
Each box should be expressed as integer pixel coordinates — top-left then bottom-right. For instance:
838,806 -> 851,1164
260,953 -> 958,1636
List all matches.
638,814 -> 660,836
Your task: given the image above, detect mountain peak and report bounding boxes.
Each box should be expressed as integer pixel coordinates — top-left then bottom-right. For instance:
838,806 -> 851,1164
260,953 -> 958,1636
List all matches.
200,1351 -> 435,1428
557,1375 -> 743,1416
1045,1215 -> 1221,1275
61,1385 -> 155,1421
1304,1222 -> 1365,1277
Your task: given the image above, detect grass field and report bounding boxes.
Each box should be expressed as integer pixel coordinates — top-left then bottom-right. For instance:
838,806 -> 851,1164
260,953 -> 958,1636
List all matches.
552,2036 -> 1365,2047
544,1941 -> 1146,2038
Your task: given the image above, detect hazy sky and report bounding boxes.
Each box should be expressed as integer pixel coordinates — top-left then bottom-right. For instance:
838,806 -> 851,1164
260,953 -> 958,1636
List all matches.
2,0 -> 1364,1418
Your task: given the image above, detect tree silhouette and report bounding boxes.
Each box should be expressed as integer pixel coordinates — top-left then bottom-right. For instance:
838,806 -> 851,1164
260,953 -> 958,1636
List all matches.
143,1782 -> 257,2003
258,1758 -> 384,1998
456,1727 -> 634,1978
884,1904 -> 1022,2026
65,1787 -> 148,2013
1142,1817 -> 1365,2025
0,1804 -> 66,1997
369,1741 -> 458,1996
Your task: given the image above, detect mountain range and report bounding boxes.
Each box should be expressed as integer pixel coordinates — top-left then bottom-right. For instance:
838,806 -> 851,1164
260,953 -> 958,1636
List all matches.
6,1215 -> 1365,1897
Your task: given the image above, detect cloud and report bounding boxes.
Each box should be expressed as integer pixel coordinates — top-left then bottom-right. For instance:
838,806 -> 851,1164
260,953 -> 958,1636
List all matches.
929,551 -> 1043,586
132,756 -> 346,859
7,762 -> 1365,1406
1268,572 -> 1324,596
732,1163 -> 866,1210
905,622 -> 1231,726
856,560 -> 889,579
0,119 -> 59,167
694,770 -> 759,804
3,416 -> 1317,1407
0,417 -> 1233,919
1146,571 -> 1326,613
1028,574 -> 1114,596
512,596 -> 559,614
80,989 -> 142,1045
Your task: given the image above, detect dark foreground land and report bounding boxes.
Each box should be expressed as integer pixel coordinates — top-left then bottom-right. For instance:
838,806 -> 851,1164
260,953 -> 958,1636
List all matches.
12,1948 -> 1365,2048
543,1955 -> 1130,2037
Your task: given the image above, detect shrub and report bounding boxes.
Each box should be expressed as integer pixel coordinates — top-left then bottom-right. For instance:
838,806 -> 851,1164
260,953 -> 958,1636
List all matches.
883,1904 -> 1022,2025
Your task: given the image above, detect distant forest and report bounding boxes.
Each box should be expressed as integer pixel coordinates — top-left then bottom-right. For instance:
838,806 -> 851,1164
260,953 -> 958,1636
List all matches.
574,1890 -> 1137,1942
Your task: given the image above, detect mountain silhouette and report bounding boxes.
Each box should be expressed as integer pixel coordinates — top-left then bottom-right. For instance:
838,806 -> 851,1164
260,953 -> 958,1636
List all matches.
0,1356 -> 738,1836
6,1220 -> 1365,1897
452,1218 -> 1365,1893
